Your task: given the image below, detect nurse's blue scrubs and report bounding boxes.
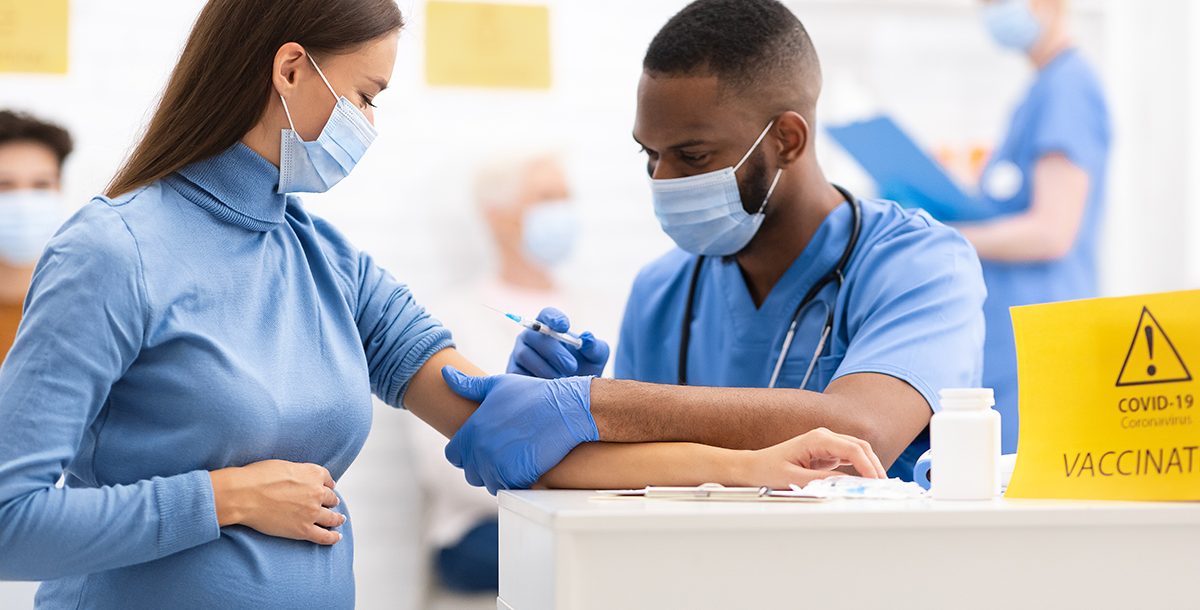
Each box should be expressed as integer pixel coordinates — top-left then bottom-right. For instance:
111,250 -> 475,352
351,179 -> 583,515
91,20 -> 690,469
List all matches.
615,199 -> 987,480
976,48 -> 1111,453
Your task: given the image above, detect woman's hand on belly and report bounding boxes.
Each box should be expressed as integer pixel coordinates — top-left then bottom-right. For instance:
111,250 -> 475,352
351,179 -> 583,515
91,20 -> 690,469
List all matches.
208,460 -> 346,545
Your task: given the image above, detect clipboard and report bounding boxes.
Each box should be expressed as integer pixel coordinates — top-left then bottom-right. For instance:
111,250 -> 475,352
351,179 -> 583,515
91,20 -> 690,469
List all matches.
594,483 -> 825,503
826,115 -> 991,222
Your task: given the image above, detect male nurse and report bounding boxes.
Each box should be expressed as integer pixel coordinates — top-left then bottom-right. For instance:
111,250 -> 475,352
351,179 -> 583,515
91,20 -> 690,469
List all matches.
955,0 -> 1111,453
442,0 -> 987,488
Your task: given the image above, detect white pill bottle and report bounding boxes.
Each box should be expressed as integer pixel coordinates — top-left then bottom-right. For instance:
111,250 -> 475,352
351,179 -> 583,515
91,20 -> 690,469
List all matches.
930,388 -> 1001,500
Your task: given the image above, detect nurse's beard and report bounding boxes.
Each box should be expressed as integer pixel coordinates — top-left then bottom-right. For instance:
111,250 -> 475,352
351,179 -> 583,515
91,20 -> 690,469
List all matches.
735,149 -> 772,216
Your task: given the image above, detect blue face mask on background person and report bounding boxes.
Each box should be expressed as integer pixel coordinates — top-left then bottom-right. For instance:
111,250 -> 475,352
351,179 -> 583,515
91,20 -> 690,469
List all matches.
649,120 -> 783,256
521,200 -> 578,267
983,0 -> 1042,52
277,54 -> 378,194
0,190 -> 64,265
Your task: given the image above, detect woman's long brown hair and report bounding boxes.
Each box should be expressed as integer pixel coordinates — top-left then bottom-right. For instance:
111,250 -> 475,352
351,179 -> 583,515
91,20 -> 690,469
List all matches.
106,0 -> 403,198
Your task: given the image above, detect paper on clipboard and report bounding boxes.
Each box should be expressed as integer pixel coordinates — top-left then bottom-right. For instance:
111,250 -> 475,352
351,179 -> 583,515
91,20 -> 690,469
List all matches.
593,477 -> 926,502
825,115 -> 991,223
594,483 -> 824,502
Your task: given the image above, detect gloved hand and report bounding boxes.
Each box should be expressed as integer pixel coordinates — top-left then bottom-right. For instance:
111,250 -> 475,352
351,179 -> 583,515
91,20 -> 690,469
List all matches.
442,366 -> 598,494
507,307 -> 610,379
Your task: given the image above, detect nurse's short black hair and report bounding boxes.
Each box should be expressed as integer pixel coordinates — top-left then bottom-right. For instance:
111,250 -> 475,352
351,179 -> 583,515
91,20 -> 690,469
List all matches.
643,0 -> 820,100
0,110 -> 73,167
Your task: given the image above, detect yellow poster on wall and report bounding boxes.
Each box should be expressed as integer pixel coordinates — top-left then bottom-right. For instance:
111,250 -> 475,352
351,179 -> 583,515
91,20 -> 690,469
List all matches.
425,1 -> 551,89
0,0 -> 69,74
1006,290 -> 1200,501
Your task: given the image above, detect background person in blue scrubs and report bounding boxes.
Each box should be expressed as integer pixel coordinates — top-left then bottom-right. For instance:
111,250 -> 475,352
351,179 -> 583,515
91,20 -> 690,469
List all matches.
956,0 -> 1111,453
490,0 -> 988,482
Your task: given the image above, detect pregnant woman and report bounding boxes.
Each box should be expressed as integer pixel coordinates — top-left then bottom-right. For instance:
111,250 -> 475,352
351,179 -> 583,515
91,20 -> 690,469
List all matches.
0,1 -> 884,607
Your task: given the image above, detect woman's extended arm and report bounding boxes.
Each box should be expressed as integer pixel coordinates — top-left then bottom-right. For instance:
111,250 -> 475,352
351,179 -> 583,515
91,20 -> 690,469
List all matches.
353,240 -> 886,492
537,428 -> 886,490
403,349 -> 486,439
402,355 -> 886,491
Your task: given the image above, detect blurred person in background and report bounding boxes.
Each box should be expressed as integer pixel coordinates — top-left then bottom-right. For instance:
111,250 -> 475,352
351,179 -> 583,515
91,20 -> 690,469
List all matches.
0,110 -> 72,364
956,0 -> 1111,453
443,150 -> 585,372
408,151 -> 585,597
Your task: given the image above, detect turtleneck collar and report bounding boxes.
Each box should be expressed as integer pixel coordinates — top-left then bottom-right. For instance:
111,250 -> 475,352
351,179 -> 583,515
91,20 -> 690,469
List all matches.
165,142 -> 288,232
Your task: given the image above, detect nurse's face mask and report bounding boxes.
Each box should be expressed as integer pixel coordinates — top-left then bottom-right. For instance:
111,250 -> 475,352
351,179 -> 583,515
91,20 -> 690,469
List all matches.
649,120 -> 783,256
982,0 -> 1042,52
277,54 -> 378,194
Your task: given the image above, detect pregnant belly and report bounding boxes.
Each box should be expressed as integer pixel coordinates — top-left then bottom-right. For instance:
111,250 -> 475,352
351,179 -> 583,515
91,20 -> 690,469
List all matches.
40,518 -> 355,609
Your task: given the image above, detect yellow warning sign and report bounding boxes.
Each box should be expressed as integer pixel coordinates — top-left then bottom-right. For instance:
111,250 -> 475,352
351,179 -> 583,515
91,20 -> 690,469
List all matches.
1006,289 -> 1200,501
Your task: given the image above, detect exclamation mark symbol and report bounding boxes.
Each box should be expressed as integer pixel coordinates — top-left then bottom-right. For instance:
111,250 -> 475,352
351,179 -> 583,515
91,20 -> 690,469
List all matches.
1145,325 -> 1157,376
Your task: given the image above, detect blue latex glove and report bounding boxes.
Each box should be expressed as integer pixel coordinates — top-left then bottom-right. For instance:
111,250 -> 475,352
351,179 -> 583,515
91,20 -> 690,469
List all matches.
507,307 -> 610,379
442,366 -> 598,494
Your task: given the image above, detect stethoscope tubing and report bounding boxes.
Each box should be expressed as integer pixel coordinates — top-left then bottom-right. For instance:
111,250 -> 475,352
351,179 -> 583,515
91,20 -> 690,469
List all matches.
678,184 -> 862,389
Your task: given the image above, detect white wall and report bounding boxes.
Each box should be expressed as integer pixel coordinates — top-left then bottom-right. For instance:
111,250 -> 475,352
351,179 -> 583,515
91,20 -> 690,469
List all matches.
1102,0 -> 1198,295
1192,2 -> 1200,287
3,0 -> 1188,308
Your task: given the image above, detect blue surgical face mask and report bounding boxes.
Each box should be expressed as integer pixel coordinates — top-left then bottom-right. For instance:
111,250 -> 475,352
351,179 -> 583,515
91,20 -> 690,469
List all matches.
0,190 -> 64,265
521,200 -> 578,268
649,120 -> 782,256
983,0 -> 1042,52
277,54 -> 378,194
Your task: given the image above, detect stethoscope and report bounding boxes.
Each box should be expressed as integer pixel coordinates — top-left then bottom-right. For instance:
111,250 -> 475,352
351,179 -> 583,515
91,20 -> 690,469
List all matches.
678,184 -> 862,390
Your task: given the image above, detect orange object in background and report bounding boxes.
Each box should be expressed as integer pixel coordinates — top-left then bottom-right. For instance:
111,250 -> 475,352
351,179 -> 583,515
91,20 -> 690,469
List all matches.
0,302 -> 20,366
968,145 -> 991,180
934,143 -> 992,188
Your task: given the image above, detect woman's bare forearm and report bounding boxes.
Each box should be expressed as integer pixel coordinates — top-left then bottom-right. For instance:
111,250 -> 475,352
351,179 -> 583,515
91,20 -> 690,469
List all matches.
539,427 -> 887,490
537,442 -> 752,489
404,349 -> 487,439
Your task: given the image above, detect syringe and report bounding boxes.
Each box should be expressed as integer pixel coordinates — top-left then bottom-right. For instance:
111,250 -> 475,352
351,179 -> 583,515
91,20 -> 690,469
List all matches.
486,306 -> 584,349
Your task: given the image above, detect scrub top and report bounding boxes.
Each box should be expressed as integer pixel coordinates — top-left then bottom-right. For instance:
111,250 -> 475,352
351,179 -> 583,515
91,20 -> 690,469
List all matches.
977,48 -> 1111,453
615,199 -> 987,480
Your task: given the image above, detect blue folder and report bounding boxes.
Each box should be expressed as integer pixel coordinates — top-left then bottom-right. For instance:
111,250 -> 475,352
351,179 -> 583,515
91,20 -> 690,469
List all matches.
826,116 -> 991,222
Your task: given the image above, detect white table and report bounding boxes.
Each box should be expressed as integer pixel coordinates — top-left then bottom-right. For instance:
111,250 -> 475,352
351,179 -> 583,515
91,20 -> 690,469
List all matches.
497,490 -> 1200,610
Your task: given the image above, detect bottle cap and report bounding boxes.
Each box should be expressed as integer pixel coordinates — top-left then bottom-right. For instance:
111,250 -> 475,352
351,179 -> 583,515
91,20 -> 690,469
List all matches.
938,387 -> 995,410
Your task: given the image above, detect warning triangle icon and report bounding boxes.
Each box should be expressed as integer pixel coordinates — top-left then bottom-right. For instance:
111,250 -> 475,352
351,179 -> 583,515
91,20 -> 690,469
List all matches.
1115,307 -> 1192,387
